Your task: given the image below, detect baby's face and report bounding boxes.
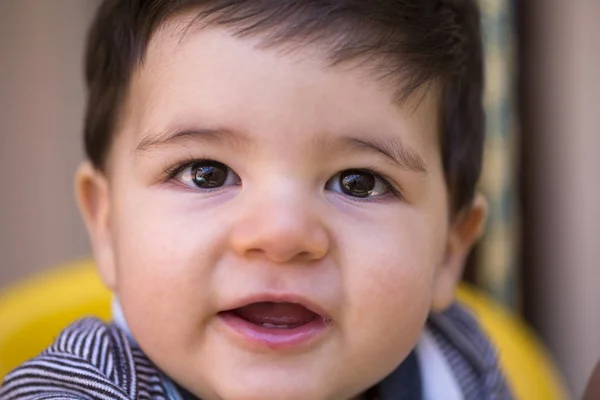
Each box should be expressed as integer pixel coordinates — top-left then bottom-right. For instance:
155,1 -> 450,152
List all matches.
79,14 -> 478,400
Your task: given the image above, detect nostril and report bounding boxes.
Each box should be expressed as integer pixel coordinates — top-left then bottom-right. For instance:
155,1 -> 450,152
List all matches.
240,245 -> 318,264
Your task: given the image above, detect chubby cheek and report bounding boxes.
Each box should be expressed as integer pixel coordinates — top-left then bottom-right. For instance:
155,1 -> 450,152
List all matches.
339,209 -> 444,367
110,190 -> 228,355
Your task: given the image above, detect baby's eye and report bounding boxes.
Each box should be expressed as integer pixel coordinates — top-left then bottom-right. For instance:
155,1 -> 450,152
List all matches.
326,169 -> 392,199
175,160 -> 240,190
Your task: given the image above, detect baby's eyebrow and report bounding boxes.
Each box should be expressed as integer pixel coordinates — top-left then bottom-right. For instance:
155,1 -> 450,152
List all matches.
321,134 -> 428,174
136,125 -> 427,173
135,126 -> 251,152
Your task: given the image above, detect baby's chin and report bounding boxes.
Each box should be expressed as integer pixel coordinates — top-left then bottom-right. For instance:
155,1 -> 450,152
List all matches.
168,351 -> 375,400
204,379 -> 364,400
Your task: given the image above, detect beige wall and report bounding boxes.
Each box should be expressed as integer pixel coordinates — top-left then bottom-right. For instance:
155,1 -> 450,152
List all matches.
525,0 -> 600,396
0,1 -> 98,286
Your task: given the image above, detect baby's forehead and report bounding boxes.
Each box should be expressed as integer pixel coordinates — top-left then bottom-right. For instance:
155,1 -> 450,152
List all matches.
128,25 -> 440,156
139,16 -> 441,115
143,7 -> 438,106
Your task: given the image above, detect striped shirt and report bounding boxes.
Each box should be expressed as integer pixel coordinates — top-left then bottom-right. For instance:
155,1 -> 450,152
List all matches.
0,304 -> 512,400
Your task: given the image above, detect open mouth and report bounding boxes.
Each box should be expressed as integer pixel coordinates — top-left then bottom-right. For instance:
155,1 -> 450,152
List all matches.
218,301 -> 332,350
225,301 -> 326,329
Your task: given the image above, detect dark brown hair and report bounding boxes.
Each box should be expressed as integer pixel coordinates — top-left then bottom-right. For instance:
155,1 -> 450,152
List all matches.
84,0 -> 484,212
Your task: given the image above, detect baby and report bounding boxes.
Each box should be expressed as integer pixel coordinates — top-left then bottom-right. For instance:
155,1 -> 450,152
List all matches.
0,0 -> 512,399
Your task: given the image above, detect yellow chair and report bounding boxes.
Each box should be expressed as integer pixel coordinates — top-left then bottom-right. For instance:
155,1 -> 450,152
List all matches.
0,259 -> 569,399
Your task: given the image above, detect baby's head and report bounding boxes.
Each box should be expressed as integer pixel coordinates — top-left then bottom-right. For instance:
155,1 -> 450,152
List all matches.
76,1 -> 486,398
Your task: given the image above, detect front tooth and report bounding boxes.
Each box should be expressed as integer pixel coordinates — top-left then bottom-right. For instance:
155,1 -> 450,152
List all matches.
262,323 -> 289,329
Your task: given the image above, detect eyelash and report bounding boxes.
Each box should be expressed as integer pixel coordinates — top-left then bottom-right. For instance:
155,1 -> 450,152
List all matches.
162,156 -> 207,181
162,158 -> 403,200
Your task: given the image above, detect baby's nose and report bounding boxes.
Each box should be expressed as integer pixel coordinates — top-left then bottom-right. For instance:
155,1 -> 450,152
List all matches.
228,193 -> 330,264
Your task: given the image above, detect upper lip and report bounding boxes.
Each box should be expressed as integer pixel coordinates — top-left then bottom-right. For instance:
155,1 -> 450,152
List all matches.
220,293 -> 332,320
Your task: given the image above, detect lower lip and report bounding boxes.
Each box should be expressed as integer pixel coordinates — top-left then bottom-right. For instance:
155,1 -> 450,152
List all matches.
217,312 -> 331,351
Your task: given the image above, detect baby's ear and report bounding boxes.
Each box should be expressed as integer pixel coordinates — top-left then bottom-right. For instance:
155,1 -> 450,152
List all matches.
75,161 -> 117,290
431,193 -> 488,312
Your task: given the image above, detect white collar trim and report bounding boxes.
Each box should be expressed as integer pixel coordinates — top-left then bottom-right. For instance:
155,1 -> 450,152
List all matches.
416,329 -> 464,400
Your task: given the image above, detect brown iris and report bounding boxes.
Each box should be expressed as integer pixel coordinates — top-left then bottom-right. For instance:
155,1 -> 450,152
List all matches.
191,161 -> 229,189
340,170 -> 376,198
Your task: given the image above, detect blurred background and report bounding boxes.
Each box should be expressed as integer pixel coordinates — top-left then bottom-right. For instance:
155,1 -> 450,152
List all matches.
0,0 -> 598,397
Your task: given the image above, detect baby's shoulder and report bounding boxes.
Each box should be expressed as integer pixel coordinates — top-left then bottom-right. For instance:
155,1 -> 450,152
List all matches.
0,318 -> 167,400
426,304 -> 513,399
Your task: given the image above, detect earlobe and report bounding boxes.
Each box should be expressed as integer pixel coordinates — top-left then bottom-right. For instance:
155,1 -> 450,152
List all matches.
431,193 -> 488,312
75,162 -> 117,290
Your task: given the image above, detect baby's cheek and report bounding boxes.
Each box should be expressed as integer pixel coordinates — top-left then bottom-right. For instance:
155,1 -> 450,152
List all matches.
337,257 -> 431,389
351,256 -> 433,328
112,222 -> 217,352
341,221 -> 438,357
